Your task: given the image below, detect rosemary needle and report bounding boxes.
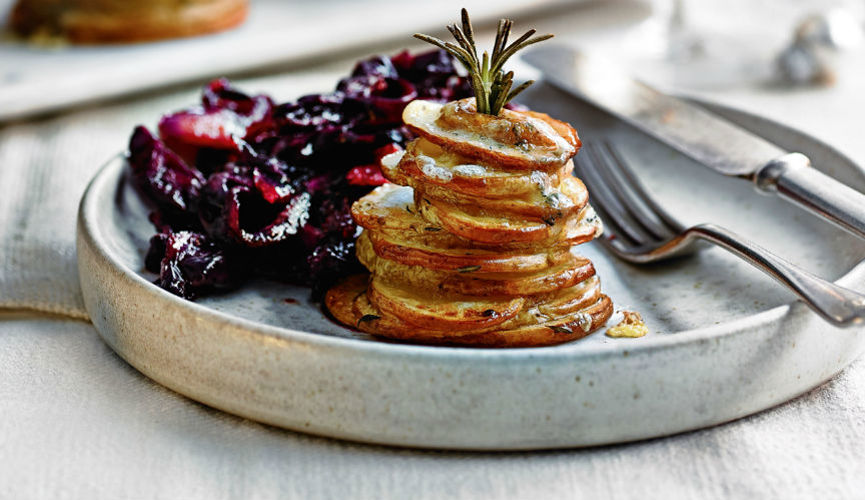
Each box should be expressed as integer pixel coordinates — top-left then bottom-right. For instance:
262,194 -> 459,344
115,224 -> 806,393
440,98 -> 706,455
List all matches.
414,8 -> 553,116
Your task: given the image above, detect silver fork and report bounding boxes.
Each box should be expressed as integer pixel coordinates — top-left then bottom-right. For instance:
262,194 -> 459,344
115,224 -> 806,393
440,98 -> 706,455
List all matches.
574,141 -> 865,326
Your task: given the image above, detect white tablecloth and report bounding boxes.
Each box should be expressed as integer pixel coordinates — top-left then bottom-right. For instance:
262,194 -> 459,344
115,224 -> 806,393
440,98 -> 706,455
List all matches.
3,314 -> 864,498
2,2 -> 865,498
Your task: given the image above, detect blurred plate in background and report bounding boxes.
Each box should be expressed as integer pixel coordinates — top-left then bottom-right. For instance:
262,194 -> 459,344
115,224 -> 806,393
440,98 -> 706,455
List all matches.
0,0 -> 584,121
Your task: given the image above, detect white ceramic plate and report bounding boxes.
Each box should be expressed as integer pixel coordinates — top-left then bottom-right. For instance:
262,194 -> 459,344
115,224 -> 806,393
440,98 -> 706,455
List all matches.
76,84 -> 865,450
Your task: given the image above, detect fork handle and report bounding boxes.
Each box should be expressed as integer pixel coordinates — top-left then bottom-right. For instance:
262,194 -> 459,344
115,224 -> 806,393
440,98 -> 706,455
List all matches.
689,224 -> 865,326
755,153 -> 865,241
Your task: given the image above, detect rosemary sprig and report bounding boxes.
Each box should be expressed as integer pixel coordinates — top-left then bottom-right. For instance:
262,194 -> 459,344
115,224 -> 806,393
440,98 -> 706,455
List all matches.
414,9 -> 553,116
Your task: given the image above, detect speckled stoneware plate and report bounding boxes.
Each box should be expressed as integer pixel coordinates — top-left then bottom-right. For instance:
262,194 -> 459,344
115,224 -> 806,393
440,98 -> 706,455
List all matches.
77,84 -> 865,450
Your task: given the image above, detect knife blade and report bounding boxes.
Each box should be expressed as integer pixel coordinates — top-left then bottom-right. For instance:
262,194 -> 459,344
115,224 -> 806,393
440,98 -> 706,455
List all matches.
523,45 -> 865,241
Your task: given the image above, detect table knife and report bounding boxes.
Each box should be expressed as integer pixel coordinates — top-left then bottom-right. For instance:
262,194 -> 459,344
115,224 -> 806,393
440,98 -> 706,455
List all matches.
523,45 -> 865,241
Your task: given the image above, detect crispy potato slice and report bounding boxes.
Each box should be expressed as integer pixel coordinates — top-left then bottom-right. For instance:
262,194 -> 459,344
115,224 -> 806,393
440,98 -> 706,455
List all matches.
441,274 -> 601,329
351,184 -> 465,247
352,183 -> 602,251
351,184 -> 495,250
534,275 -> 601,318
351,288 -> 480,339
439,258 -> 596,297
365,230 -> 573,273
403,99 -> 578,171
324,273 -> 368,329
372,216 -> 599,253
417,193 -> 565,244
414,174 -> 588,220
441,295 -> 613,347
389,138 -> 572,199
416,185 -> 599,245
351,184 -> 458,246
368,277 -> 524,331
351,184 -> 417,231
326,275 -> 613,347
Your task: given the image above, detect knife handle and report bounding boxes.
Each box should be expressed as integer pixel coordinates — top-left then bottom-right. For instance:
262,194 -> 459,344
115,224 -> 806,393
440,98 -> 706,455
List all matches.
755,153 -> 865,240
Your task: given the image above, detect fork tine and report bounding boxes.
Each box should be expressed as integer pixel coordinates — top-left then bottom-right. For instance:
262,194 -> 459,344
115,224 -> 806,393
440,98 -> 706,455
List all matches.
588,143 -> 680,241
575,147 -> 654,246
600,141 -> 685,234
578,165 -> 634,247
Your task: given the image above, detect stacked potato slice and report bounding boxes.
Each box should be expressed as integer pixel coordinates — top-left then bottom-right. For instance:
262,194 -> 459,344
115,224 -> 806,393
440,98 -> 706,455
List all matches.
326,98 -> 613,346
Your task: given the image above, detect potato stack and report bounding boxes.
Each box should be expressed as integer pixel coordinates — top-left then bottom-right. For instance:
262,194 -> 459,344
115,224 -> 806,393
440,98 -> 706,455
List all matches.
326,98 -> 612,347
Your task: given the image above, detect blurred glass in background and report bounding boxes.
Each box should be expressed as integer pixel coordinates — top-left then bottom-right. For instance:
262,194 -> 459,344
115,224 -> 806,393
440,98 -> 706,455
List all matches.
621,0 -> 865,89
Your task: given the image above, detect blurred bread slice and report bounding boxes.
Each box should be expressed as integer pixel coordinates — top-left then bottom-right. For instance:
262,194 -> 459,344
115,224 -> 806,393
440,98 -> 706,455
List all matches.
9,0 -> 249,44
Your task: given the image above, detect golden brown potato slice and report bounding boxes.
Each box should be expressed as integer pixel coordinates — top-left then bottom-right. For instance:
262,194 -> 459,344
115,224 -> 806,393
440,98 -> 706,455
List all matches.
519,275 -> 601,320
352,183 -> 602,251
417,193 -> 567,244
351,184 -> 492,250
562,205 -> 604,244
403,99 -> 578,171
365,230 -> 573,273
325,274 -> 613,347
351,284 -> 491,339
415,174 -> 588,220
441,295 -> 613,347
372,215 -> 598,253
523,109 -> 581,150
324,273 -> 369,329
351,184 -> 417,231
358,245 -> 597,297
350,184 -> 462,248
447,274 -> 602,329
457,275 -> 602,329
440,258 -> 596,297
416,187 -> 601,246
368,277 -> 525,331
388,138 -> 572,199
